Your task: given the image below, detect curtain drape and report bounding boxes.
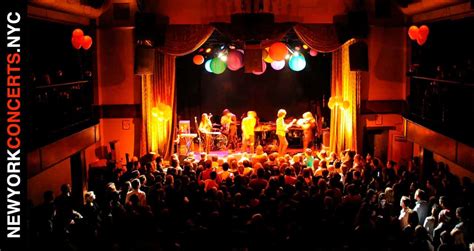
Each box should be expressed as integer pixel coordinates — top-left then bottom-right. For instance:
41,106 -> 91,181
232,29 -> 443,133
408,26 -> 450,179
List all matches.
158,25 -> 215,56
293,24 -> 342,53
140,25 -> 214,159
329,39 -> 359,154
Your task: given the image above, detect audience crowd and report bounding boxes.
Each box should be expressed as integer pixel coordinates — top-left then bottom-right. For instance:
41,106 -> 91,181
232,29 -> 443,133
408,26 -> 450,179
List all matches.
28,148 -> 473,251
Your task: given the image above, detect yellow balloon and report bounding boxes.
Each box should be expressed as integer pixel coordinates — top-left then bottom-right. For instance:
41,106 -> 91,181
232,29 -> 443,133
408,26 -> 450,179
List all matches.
343,101 -> 350,110
328,100 -> 335,110
263,47 -> 273,63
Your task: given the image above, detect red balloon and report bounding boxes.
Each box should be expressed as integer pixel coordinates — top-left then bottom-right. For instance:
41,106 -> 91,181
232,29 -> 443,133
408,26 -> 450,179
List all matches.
71,36 -> 82,49
408,26 -> 419,40
82,35 -> 93,50
193,54 -> 205,65
269,42 -> 288,61
418,25 -> 429,43
309,49 -> 318,57
252,61 -> 267,75
227,50 -> 244,71
416,35 -> 427,46
72,28 -> 84,38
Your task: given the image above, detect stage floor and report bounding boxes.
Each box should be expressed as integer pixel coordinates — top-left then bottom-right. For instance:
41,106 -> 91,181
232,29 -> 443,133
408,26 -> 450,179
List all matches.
191,148 -> 305,161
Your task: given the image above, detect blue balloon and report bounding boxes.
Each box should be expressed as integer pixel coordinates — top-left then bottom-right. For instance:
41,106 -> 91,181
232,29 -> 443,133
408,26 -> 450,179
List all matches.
289,54 -> 306,72
205,59 -> 213,73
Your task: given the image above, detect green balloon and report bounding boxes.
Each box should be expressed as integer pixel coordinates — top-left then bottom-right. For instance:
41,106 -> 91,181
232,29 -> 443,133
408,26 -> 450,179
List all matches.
210,58 -> 226,74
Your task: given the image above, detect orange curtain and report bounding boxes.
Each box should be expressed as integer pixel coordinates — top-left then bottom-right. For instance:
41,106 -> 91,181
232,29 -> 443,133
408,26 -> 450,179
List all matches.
293,24 -> 342,53
329,39 -> 360,153
140,25 -> 214,159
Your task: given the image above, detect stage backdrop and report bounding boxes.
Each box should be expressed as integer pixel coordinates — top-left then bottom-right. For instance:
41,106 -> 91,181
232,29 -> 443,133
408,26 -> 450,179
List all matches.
176,53 -> 331,124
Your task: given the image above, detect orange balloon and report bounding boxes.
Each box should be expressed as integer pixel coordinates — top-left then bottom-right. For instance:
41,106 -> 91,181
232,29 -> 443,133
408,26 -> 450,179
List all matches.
82,35 -> 93,50
193,54 -> 205,65
269,42 -> 288,61
71,36 -> 82,49
72,28 -> 84,38
408,26 -> 419,40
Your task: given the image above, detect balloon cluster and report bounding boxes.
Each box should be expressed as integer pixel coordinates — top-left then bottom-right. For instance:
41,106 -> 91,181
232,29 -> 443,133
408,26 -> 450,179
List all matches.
408,25 -> 429,46
71,28 -> 93,50
328,96 -> 350,110
193,42 -> 319,75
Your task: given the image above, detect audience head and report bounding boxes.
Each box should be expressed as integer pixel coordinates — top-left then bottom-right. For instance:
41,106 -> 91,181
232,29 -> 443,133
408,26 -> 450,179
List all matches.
131,179 -> 141,190
60,184 -> 71,195
415,189 -> 426,201
84,191 -> 96,204
400,196 -> 410,209
43,190 -> 54,203
210,171 -> 217,180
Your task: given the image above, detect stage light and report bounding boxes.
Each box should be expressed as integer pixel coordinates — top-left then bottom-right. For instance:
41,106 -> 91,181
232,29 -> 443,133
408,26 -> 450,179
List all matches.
289,54 -> 306,71
218,52 -> 228,62
205,48 -> 212,53
205,59 -> 213,73
302,44 -> 309,50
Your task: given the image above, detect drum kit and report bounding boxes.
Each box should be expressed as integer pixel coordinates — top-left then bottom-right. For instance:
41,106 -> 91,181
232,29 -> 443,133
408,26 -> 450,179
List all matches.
188,123 -> 228,151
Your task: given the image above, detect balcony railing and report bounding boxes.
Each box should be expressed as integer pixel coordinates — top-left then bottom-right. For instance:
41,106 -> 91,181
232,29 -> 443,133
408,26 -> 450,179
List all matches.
31,80 -> 97,149
406,76 -> 474,147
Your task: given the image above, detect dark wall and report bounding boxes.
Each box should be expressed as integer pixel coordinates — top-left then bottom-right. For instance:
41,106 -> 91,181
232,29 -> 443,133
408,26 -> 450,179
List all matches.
26,18 -> 96,149
408,17 -> 474,146
176,53 -> 331,123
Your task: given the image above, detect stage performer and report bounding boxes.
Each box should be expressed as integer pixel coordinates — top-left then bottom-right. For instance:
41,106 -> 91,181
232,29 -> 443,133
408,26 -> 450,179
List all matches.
276,109 -> 296,156
297,111 -> 317,150
221,109 -> 238,150
199,113 -> 213,153
241,111 -> 257,154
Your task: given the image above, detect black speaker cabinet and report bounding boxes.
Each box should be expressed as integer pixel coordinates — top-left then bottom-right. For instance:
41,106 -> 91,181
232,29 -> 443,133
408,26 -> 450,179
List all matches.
134,47 -> 155,75
334,11 -> 369,43
348,11 -> 369,38
135,12 -> 168,47
375,0 -> 391,18
349,41 -> 368,72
